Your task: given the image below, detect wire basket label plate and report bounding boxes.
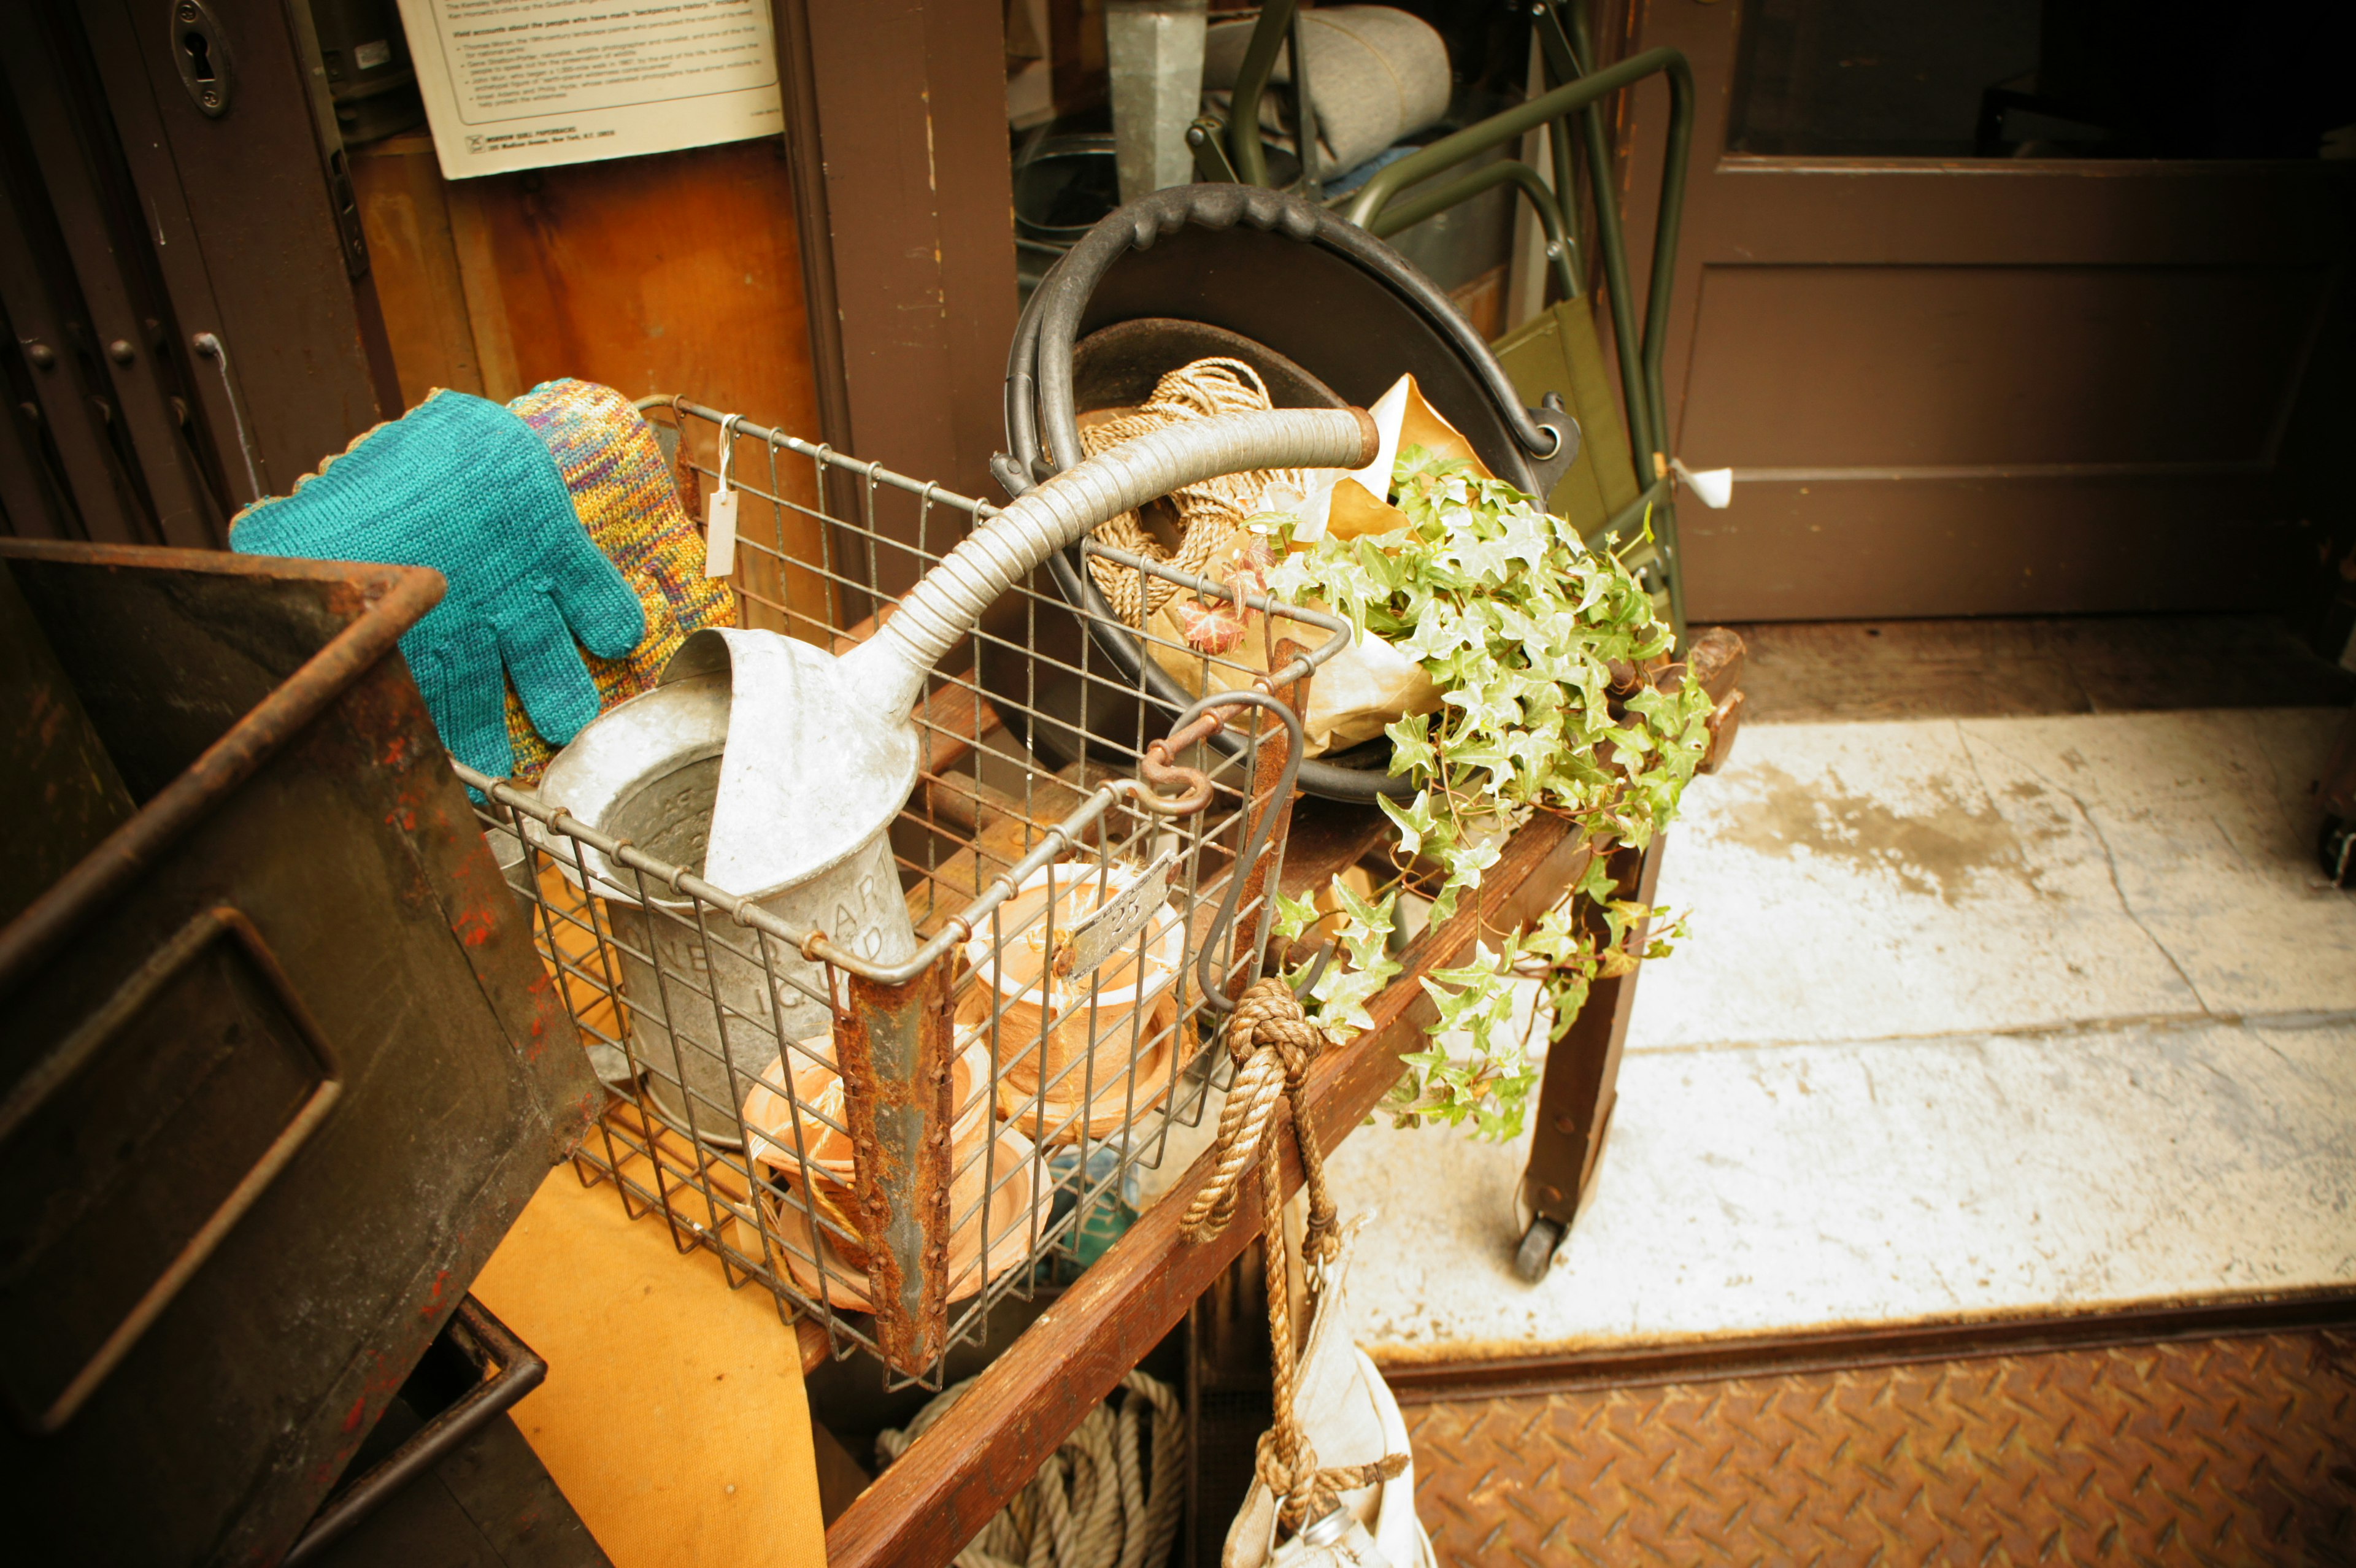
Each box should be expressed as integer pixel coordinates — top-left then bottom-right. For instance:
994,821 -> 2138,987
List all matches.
1057,849 -> 1177,980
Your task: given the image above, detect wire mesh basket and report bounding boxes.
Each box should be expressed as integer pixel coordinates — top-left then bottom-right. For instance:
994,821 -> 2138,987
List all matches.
457,396 -> 1352,1388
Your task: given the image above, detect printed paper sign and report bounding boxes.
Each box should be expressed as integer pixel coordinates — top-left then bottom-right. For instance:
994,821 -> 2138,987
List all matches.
397,0 -> 785,179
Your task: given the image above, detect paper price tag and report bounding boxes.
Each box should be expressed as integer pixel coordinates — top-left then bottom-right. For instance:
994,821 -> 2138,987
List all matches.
704,488 -> 738,578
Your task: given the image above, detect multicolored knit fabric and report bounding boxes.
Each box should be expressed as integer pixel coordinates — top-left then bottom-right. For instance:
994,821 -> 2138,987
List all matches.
232,390 -> 646,784
504,379 -> 737,782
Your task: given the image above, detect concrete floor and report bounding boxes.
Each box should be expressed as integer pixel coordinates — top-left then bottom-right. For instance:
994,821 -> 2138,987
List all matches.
1326,705 -> 2356,1366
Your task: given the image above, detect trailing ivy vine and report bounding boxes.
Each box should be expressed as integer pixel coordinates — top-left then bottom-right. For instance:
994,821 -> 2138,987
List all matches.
1260,446 -> 1713,1139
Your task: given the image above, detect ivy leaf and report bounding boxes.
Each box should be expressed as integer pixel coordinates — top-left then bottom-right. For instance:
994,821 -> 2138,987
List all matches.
1268,438 -> 1708,1140
1273,890 -> 1321,940
1385,712 -> 1437,778
1376,791 -> 1439,858
1442,834 -> 1502,891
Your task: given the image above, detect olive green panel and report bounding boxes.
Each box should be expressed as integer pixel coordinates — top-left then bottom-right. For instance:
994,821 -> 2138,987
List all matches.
1492,299 -> 1642,534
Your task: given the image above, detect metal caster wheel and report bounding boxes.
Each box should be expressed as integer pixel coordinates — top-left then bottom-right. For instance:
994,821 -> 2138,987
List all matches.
2322,815 -> 2355,888
1512,1216 -> 1566,1283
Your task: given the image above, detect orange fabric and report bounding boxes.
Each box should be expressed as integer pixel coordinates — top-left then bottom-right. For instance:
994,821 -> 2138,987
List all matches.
472,1169 -> 830,1568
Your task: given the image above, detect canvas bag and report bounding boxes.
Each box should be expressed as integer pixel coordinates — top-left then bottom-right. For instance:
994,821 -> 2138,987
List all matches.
1221,1218 -> 1435,1568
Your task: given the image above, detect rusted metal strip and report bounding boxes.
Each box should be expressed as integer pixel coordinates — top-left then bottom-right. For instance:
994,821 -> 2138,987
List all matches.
1379,1284 -> 2356,1397
823,810 -> 1593,1568
834,956 -> 959,1375
1226,638 -> 1310,985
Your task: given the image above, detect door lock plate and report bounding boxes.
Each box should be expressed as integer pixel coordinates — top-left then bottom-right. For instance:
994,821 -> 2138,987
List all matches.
171,1 -> 234,118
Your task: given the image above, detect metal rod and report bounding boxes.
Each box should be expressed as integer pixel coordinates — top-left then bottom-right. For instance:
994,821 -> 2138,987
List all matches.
280,1297 -> 547,1565
1225,0 -> 1299,190
1347,16 -> 1695,633
1365,156 -> 1579,301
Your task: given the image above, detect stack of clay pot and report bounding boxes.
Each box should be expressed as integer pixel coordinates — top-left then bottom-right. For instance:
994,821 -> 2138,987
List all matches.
737,1030 -> 1039,1312
961,859 -> 1187,1146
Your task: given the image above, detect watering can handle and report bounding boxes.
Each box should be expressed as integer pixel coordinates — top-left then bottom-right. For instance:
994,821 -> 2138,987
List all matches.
855,407 -> 1377,705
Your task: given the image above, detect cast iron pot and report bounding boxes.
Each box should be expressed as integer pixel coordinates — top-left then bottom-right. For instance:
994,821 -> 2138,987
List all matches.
993,183 -> 1580,801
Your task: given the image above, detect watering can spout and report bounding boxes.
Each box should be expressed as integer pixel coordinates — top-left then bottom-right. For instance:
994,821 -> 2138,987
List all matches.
663,628 -> 922,901
857,404 -> 1377,693
693,404 -> 1379,910
566,407 -> 1378,948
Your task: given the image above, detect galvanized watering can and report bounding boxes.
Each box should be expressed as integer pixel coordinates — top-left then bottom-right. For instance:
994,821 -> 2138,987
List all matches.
537,407 -> 1376,1144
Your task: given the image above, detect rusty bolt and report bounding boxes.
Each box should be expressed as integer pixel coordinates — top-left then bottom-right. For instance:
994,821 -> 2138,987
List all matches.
25,342 -> 55,369
1555,1114 -> 1577,1134
1540,1183 -> 1563,1204
107,339 -> 134,366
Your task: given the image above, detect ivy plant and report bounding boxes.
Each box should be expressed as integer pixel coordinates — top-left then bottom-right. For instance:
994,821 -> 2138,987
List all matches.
1258,445 -> 1714,1139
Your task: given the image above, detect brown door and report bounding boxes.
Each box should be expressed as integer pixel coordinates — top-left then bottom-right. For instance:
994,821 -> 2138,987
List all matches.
1612,0 -> 2356,622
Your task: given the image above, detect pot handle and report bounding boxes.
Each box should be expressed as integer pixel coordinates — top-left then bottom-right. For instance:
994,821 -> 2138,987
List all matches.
1007,183 -> 1574,486
852,407 -> 1375,709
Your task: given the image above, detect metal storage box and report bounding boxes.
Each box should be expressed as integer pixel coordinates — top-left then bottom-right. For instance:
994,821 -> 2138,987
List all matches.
0,542 -> 599,1566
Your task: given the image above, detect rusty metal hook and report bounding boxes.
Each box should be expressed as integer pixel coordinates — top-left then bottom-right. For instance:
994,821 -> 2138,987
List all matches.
1134,709 -> 1225,815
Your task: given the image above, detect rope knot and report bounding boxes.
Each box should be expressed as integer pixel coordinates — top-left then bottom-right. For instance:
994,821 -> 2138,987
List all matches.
1255,1431 -> 1412,1534
1181,978 -> 1336,1249
1226,975 -> 1327,1074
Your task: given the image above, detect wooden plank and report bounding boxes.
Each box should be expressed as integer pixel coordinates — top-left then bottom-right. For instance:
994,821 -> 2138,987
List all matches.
823,811 -> 1595,1568
471,1170 -> 830,1568
1516,836 -> 1663,1226
357,137 -> 831,631
452,139 -> 823,430
347,134 -> 486,408
800,0 -> 1018,532
438,177 -> 522,403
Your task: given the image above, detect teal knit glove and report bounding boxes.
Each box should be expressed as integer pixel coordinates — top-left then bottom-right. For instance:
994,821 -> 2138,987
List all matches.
233,390 -> 645,779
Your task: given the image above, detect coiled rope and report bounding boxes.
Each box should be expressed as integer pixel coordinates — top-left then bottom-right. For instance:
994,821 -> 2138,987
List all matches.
1077,359 -> 1307,626
1182,978 -> 1407,1535
877,1369 -> 1184,1568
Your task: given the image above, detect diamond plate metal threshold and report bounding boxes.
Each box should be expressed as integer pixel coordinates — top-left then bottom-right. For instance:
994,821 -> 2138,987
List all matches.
1389,1289 -> 2356,1568
1381,1286 -> 2356,1401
